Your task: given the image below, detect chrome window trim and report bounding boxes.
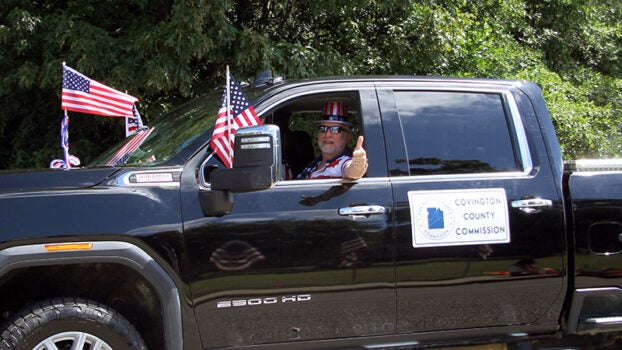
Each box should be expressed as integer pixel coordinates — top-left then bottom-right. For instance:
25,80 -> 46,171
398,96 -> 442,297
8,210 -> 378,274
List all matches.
202,171 -> 534,190
274,177 -> 388,188
272,171 -> 535,188
505,90 -> 533,175
199,81 -> 534,185
254,84 -> 376,115
388,171 -> 535,184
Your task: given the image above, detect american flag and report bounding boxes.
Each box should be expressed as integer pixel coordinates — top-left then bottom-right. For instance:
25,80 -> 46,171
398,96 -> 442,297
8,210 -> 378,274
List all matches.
125,105 -> 145,137
210,73 -> 261,168
62,65 -> 138,117
106,127 -> 154,166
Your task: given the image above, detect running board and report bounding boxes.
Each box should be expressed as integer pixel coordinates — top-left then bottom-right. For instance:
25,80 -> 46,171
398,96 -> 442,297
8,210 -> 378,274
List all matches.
567,287 -> 622,334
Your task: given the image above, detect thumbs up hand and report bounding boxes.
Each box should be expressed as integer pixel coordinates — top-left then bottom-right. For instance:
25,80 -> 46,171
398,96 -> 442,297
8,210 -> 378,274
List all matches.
344,135 -> 368,179
352,135 -> 366,158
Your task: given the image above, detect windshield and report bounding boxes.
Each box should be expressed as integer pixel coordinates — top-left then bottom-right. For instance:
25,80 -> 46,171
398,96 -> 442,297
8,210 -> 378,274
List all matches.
89,91 -> 223,167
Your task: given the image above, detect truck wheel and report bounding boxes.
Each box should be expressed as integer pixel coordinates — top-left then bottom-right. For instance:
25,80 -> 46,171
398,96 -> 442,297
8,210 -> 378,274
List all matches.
0,298 -> 147,350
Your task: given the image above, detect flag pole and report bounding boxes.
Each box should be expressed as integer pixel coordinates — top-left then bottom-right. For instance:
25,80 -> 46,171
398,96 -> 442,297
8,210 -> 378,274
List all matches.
225,65 -> 232,167
60,61 -> 68,170
62,111 -> 70,170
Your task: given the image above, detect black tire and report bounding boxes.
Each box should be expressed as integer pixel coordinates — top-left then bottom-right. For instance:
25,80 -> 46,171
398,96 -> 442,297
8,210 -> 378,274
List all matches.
0,298 -> 147,350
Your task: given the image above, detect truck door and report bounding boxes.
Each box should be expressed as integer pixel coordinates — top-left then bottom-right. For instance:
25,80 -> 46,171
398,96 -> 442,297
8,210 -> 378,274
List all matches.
377,84 -> 566,336
182,86 -> 396,348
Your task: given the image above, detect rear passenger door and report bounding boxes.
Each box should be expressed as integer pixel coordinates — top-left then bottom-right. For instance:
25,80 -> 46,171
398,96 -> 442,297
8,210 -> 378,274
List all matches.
377,83 -> 566,336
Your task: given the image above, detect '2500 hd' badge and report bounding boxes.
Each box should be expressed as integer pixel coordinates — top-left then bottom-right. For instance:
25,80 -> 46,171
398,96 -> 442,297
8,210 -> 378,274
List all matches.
217,294 -> 311,308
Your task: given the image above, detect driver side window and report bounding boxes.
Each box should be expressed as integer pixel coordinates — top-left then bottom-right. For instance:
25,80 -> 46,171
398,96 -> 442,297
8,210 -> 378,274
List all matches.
264,93 -> 362,180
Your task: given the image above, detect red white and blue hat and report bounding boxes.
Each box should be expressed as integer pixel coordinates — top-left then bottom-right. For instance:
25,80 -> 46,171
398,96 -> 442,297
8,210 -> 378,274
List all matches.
314,101 -> 352,128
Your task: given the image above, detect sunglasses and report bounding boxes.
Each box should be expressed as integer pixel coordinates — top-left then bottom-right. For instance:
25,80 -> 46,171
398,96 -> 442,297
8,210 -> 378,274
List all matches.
318,125 -> 349,134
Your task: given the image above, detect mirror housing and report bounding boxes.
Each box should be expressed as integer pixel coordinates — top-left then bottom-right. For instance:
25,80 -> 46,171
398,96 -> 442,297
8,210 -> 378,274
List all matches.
210,124 -> 281,192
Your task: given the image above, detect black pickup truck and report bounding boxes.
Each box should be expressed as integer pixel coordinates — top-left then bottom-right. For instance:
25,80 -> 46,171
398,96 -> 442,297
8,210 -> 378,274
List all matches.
2,76 -> 622,350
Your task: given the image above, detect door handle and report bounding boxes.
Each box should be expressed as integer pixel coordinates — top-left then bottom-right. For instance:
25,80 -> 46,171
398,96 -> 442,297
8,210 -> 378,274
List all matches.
511,198 -> 553,213
338,205 -> 386,219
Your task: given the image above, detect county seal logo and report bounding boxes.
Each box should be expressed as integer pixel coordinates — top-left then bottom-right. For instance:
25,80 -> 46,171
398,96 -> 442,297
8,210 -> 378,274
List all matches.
415,200 -> 455,241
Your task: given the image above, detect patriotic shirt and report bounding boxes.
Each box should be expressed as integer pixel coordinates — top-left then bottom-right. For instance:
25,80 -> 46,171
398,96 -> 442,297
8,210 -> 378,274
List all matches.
296,150 -> 352,180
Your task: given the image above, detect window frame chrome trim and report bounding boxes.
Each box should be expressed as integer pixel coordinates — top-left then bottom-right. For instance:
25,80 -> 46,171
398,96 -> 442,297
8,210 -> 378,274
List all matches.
200,81 -> 535,185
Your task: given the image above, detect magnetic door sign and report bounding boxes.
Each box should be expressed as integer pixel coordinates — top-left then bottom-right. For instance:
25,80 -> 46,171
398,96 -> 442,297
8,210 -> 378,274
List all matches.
408,188 -> 510,248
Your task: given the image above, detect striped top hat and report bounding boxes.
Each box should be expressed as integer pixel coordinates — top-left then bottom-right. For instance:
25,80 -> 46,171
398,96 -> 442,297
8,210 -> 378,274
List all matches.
314,101 -> 352,127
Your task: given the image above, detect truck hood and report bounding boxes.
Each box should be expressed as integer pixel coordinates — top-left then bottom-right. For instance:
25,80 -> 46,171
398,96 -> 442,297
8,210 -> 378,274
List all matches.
0,168 -> 120,192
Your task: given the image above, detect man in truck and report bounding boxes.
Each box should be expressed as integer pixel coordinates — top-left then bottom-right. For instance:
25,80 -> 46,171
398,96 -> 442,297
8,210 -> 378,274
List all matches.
296,101 -> 368,180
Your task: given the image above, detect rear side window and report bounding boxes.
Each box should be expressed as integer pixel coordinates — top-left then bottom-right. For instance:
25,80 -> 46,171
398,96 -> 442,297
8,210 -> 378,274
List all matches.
395,91 -> 519,176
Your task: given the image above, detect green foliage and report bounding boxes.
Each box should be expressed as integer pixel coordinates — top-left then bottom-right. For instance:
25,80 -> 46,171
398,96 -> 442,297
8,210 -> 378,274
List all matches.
0,0 -> 620,168
517,65 -> 621,158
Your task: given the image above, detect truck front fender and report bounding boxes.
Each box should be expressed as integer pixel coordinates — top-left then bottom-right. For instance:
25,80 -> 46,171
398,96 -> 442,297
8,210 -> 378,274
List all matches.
0,241 -> 183,350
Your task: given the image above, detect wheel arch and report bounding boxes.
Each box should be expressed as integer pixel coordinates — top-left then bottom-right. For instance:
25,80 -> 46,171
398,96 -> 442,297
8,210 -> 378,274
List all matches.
0,241 -> 183,350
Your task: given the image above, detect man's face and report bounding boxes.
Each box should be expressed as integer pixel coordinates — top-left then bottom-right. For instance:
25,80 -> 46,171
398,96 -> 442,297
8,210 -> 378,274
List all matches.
317,122 -> 351,159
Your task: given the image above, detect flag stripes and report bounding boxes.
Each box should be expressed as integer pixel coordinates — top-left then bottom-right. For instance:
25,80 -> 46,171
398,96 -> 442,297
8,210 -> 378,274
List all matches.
62,65 -> 137,117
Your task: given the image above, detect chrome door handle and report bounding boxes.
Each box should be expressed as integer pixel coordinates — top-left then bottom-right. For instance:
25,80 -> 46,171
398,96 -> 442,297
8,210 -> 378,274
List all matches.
339,205 -> 386,219
511,198 -> 552,213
